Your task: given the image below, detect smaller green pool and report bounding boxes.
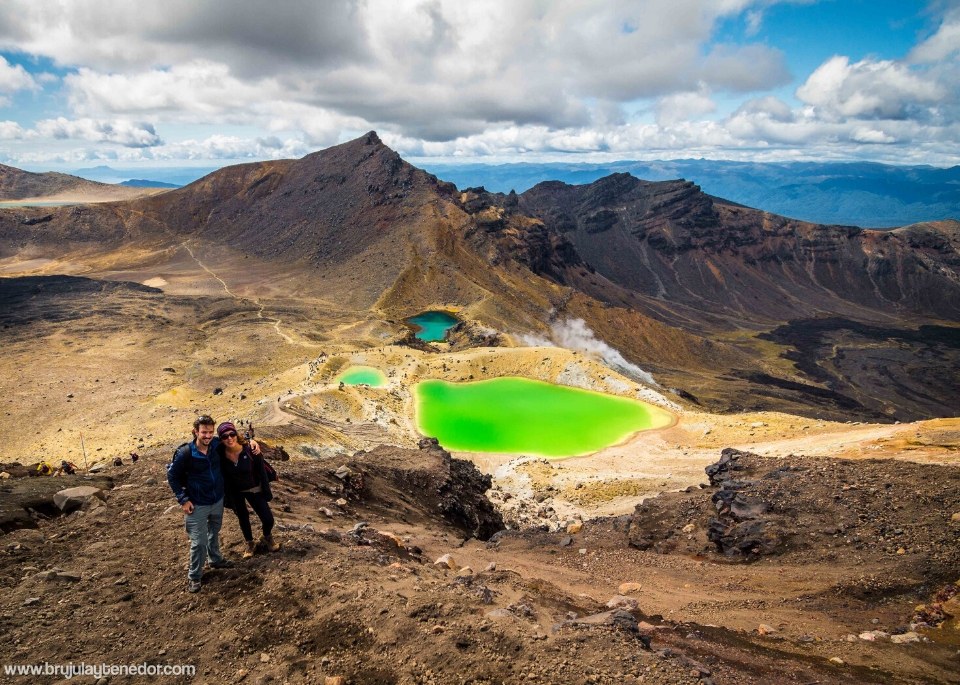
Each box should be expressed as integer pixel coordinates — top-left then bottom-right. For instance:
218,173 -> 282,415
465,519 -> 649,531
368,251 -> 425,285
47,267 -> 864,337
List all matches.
415,377 -> 674,457
336,366 -> 387,387
406,311 -> 459,342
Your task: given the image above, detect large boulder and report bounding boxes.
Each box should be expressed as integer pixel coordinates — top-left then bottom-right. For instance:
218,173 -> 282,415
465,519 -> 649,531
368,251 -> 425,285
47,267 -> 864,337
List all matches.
53,486 -> 106,512
345,444 -> 505,540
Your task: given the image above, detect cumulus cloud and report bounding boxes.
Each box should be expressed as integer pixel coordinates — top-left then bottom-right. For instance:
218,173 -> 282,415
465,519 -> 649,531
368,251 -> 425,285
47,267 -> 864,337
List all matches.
33,117 -> 162,147
0,55 -> 37,94
908,7 -> 960,63
65,61 -> 274,119
0,0 -> 956,165
0,0 -> 792,140
160,134 -> 310,160
0,120 -> 26,139
655,90 -> 717,126
796,56 -> 944,120
700,43 -> 791,92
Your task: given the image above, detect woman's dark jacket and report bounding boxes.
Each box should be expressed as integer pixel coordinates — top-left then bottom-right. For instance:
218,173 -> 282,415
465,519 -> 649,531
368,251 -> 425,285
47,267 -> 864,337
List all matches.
218,443 -> 273,508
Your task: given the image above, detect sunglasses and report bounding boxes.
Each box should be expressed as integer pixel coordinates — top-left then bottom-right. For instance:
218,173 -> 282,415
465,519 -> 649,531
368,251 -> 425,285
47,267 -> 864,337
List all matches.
220,432 -> 238,439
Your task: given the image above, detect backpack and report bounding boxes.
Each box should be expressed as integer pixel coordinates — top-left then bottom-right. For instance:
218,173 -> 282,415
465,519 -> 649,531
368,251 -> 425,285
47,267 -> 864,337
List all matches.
167,442 -> 191,472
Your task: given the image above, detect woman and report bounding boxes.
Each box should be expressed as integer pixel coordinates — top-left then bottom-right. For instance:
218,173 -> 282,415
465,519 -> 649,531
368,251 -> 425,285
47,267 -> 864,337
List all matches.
216,421 -> 279,558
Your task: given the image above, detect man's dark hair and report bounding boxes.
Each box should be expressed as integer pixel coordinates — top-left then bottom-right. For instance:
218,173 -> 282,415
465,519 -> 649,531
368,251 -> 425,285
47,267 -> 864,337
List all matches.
193,415 -> 216,431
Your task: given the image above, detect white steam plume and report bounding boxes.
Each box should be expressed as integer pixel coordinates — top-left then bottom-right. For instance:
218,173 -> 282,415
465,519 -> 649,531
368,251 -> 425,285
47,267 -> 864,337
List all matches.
519,318 -> 659,387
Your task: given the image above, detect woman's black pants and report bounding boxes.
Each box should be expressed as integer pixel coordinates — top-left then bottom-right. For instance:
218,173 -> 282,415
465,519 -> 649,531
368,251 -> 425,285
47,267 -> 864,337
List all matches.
231,491 -> 274,541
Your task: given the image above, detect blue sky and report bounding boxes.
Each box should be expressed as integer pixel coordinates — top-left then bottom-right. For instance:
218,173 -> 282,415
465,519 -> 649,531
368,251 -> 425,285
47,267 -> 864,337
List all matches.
0,0 -> 957,172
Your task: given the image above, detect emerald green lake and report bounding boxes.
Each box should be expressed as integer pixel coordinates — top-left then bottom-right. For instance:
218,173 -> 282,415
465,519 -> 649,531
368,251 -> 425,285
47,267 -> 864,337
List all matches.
415,377 -> 673,457
406,311 -> 458,342
336,366 -> 387,387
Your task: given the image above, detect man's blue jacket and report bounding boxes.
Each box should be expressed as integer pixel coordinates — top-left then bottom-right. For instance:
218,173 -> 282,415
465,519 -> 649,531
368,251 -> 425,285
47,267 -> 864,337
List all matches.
167,438 -> 224,506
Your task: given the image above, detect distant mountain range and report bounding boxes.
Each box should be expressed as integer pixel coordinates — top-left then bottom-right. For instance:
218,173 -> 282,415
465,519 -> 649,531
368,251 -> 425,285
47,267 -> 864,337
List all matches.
420,160 -> 960,229
73,164 -> 213,187
119,179 -> 180,188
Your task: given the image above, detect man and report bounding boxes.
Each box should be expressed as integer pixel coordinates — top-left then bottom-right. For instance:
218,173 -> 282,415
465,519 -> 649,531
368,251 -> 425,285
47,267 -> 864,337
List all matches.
167,415 -> 259,593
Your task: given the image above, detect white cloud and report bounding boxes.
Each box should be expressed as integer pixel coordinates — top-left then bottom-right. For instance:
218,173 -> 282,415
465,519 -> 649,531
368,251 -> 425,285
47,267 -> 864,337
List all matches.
0,1 -> 956,166
0,55 -> 37,94
908,8 -> 960,63
850,127 -> 896,144
65,61 -> 274,119
796,56 -> 944,120
0,0 -> 791,141
700,43 -> 790,91
160,134 -> 310,160
655,90 -> 717,126
34,117 -> 162,147
0,120 -> 26,139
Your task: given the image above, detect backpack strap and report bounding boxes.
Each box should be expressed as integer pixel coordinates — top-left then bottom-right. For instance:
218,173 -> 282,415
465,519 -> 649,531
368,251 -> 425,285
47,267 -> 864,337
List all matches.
170,442 -> 191,465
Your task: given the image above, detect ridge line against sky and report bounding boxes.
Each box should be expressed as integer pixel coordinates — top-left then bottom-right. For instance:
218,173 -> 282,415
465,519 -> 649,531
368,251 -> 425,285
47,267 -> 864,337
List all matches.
0,0 -> 958,172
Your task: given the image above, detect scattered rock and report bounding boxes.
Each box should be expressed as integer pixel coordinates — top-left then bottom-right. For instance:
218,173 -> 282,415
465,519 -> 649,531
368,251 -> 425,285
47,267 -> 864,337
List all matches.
566,521 -> 583,534
941,596 -> 960,617
757,624 -> 777,635
485,608 -> 513,620
618,582 -> 643,595
605,595 -> 638,610
890,632 -> 920,644
54,571 -> 82,582
434,554 -> 457,570
53,486 -> 106,513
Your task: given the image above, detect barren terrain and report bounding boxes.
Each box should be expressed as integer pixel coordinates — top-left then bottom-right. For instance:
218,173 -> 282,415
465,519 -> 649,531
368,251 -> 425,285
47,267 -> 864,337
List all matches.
1,137 -> 958,683
1,247 -> 958,684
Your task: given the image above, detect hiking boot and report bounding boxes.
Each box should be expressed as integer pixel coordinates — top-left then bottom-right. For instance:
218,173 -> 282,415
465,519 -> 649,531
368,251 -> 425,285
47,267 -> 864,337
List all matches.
187,579 -> 201,593
261,534 -> 280,553
242,540 -> 256,559
210,558 -> 234,569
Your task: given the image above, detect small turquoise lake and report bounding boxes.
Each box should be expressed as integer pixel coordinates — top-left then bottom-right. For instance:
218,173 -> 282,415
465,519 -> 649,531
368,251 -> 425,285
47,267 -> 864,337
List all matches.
406,311 -> 458,342
336,366 -> 387,387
